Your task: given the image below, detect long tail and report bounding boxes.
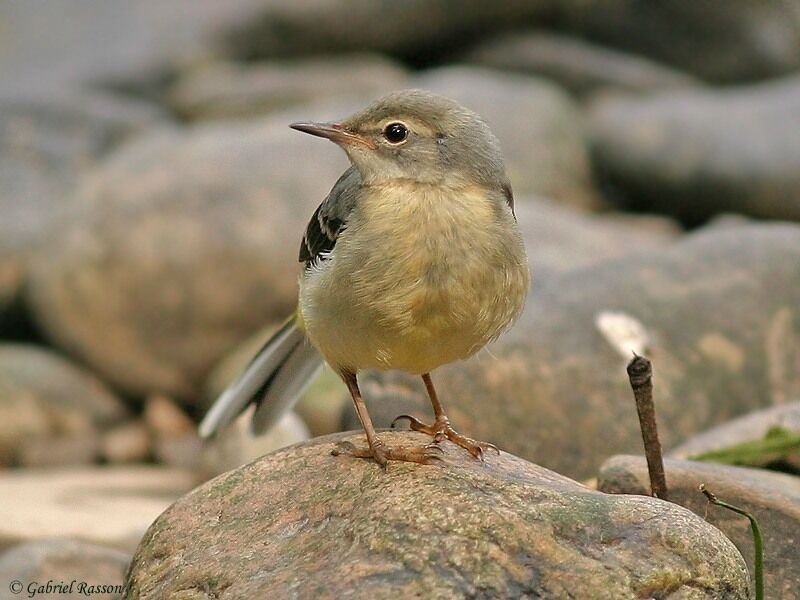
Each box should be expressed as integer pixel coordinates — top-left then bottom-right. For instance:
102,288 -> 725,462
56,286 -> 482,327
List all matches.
199,314 -> 323,437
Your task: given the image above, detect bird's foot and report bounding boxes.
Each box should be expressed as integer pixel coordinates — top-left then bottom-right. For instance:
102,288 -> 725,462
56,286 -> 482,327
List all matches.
391,415 -> 500,461
331,439 -> 443,468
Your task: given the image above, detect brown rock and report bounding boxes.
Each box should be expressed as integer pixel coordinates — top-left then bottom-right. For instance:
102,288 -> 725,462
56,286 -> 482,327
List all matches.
0,539 -> 129,600
599,455 -> 800,599
126,431 -> 748,599
101,421 -> 151,465
27,116 -> 348,400
0,344 -> 128,467
144,395 -> 201,469
413,66 -> 600,209
344,223 -> 800,479
0,467 -> 196,552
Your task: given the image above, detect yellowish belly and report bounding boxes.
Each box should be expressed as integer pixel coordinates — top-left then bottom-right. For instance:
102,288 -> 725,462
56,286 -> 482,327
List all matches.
298,182 -> 529,374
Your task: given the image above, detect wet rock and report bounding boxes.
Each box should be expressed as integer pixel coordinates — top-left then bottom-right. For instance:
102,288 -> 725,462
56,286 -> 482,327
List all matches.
27,116 -> 348,400
0,539 -> 129,600
0,467 -> 196,552
0,344 -> 128,467
466,31 -> 700,97
589,76 -> 800,225
344,223 -> 800,479
599,455 -> 800,599
669,402 -> 800,471
413,66 -> 600,209
126,431 -> 748,599
169,55 -> 409,121
558,0 -> 800,83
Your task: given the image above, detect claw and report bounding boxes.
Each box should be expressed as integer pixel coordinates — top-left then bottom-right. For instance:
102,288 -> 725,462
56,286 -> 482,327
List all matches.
391,414 -> 424,429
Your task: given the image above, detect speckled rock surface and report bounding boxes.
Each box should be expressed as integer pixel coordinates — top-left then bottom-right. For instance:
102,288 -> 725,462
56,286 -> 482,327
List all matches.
125,431 -> 749,599
344,223 -> 800,479
599,455 -> 800,600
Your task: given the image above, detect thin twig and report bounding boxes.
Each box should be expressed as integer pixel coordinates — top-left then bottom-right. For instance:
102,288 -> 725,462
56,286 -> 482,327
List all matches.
626,354 -> 668,500
700,484 -> 764,600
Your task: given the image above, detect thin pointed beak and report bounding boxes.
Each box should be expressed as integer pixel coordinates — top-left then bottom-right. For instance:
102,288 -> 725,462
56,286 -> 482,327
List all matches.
289,122 -> 376,149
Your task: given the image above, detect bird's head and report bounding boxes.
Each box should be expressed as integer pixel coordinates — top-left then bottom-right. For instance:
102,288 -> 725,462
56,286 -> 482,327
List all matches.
290,90 -> 506,187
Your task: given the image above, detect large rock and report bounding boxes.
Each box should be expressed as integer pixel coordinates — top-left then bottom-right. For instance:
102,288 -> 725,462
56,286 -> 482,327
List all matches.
125,431 -> 749,599
557,0 -> 800,83
0,467 -> 196,552
589,76 -> 800,225
599,455 -> 800,599
413,66 -> 600,209
168,55 -> 409,121
0,540 -> 129,600
0,344 -> 128,467
344,223 -> 800,479
466,31 -> 700,97
27,117 -> 348,400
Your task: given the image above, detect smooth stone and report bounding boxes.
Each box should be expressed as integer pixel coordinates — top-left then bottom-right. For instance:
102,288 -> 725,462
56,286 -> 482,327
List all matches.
126,431 -> 748,599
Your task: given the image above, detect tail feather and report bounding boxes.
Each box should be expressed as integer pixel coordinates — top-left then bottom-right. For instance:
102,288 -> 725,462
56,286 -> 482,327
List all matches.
199,315 -> 322,438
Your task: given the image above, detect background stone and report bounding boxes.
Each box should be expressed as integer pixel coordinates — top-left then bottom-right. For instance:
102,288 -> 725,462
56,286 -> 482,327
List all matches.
0,539 -> 129,600
589,76 -> 800,225
465,32 -> 700,97
0,344 -> 128,467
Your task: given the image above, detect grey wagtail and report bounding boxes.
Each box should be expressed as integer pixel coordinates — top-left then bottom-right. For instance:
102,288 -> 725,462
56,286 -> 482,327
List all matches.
199,90 -> 530,466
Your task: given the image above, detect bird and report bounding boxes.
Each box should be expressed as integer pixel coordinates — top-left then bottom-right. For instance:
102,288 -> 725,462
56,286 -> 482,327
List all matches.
199,90 -> 530,467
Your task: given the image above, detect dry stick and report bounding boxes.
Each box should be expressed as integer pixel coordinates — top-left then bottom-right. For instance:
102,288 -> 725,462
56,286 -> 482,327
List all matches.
626,354 -> 668,500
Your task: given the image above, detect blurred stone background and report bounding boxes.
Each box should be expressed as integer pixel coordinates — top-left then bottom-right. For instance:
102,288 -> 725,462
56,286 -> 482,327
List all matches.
1,0 -> 799,596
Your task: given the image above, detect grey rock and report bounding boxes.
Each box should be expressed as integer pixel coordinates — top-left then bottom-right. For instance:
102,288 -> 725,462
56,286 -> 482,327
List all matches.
126,431 -> 749,599
466,31 -> 701,97
168,55 -> 409,121
589,76 -> 800,224
27,116 -> 348,400
599,455 -> 800,599
218,0 -> 558,63
557,0 -> 800,83
413,66 -> 600,209
0,0 -> 267,95
0,539 -> 129,600
344,224 -> 800,479
0,344 -> 128,467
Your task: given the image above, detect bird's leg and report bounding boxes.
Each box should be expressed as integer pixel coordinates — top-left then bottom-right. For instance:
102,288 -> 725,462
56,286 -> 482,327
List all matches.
332,371 -> 443,467
392,373 -> 499,461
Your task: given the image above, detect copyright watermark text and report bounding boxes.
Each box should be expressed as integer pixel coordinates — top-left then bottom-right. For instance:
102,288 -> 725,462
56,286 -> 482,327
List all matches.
8,579 -> 125,597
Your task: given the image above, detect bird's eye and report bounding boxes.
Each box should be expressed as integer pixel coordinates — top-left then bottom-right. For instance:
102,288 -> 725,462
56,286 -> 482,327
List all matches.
383,122 -> 408,144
